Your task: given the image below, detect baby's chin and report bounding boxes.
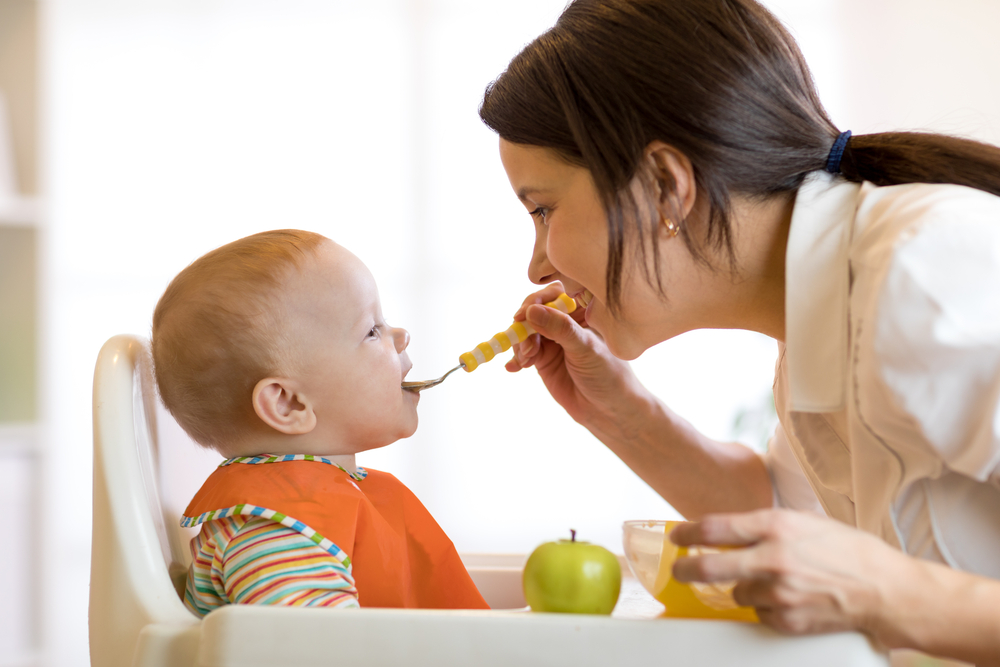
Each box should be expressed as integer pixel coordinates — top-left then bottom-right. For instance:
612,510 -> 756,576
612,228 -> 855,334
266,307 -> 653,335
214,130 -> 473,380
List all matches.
402,413 -> 419,438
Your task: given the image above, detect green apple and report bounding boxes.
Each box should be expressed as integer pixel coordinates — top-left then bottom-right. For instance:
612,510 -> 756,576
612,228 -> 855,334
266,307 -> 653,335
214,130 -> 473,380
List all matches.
523,529 -> 622,614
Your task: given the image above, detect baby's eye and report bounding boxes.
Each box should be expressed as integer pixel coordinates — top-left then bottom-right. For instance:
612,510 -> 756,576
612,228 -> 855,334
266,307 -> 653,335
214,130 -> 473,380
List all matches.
529,207 -> 549,224
367,325 -> 379,339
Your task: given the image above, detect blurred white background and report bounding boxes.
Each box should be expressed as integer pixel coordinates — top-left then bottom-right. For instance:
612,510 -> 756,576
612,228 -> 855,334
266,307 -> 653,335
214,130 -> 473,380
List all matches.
0,0 -> 998,665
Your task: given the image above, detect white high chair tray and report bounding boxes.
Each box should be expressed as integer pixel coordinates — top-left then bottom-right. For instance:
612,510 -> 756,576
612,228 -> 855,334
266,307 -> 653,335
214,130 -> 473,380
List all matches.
136,560 -> 885,667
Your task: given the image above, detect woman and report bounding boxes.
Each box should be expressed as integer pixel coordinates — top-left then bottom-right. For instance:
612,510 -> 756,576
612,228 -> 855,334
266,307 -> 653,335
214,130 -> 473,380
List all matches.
479,0 -> 1000,664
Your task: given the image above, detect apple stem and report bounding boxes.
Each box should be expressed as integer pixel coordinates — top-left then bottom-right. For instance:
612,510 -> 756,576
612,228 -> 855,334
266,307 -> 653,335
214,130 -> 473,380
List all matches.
570,529 -> 577,542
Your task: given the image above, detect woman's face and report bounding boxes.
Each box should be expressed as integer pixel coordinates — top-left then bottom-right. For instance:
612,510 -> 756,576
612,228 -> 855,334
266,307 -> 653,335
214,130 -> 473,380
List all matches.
499,139 -> 712,359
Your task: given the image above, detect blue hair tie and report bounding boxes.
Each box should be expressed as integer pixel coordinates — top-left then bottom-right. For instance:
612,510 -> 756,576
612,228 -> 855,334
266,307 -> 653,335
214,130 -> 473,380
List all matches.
825,130 -> 852,174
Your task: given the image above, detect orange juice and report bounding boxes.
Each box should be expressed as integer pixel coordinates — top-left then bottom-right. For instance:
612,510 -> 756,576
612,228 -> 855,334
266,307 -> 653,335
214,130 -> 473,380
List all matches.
653,521 -> 758,622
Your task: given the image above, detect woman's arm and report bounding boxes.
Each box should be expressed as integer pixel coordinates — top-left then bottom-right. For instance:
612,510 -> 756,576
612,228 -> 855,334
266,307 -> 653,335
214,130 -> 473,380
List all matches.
509,283 -> 773,518
882,553 -> 1000,665
591,388 -> 774,519
672,510 -> 1000,666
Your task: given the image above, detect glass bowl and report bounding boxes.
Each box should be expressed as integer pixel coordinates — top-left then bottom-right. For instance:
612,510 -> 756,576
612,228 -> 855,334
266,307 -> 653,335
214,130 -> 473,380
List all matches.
621,520 -> 757,622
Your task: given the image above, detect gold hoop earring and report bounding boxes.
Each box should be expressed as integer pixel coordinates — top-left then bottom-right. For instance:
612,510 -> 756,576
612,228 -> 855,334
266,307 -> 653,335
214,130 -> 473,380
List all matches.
662,215 -> 680,238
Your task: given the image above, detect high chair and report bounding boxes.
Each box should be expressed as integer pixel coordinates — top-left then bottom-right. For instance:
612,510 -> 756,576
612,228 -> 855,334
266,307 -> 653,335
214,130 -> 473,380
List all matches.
91,334 -> 887,667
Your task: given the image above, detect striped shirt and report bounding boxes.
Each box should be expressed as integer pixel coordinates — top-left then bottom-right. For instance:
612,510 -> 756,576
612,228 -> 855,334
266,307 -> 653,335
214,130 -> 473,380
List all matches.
184,514 -> 359,617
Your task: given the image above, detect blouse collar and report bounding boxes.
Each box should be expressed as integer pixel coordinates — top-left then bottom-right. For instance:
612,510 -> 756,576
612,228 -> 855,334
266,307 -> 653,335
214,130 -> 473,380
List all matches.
784,171 -> 863,413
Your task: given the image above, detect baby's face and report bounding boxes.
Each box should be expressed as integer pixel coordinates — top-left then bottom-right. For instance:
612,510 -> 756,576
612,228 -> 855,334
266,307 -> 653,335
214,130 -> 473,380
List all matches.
281,241 -> 418,451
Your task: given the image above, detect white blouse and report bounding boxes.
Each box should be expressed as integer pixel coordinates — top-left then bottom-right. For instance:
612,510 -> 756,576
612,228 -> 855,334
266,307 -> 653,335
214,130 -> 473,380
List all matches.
763,172 -> 1000,579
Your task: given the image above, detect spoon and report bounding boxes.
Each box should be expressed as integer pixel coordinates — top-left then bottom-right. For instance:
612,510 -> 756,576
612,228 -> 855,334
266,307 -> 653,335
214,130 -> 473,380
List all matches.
402,363 -> 465,393
401,292 -> 579,393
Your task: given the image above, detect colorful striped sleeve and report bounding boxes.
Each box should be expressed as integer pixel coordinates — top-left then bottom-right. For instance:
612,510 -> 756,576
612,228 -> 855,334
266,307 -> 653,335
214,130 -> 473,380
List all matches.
184,515 -> 358,617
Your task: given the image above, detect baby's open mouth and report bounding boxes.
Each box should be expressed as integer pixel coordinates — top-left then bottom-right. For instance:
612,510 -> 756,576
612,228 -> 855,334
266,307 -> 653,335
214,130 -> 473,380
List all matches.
576,290 -> 594,309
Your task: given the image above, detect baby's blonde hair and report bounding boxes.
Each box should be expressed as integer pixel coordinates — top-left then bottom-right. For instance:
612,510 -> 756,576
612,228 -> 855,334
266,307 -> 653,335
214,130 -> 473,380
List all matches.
152,229 -> 327,451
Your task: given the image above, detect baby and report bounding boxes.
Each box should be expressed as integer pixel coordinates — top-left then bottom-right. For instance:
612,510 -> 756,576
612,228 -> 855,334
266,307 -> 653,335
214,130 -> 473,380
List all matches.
152,229 -> 488,615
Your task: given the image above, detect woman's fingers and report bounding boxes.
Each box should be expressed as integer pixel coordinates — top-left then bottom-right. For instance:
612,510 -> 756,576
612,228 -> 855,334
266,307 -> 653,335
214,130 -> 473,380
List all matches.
510,300 -> 594,372
513,286 -> 593,368
670,509 -> 900,639
519,332 -> 539,357
735,575 -> 866,636
673,547 -> 759,583
671,510 -> 820,584
732,578 -> 777,608
509,283 -> 566,371
512,281 -> 566,322
670,509 -> 780,548
524,302 -> 592,361
513,333 -> 541,367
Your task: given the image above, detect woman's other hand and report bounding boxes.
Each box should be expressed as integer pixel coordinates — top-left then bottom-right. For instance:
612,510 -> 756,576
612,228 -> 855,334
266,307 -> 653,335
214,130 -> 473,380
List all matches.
671,509 -> 889,635
670,509 -> 1000,665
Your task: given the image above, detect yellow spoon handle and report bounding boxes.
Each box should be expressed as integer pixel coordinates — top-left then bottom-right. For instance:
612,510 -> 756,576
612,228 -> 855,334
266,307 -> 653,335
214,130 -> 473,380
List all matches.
459,293 -> 577,372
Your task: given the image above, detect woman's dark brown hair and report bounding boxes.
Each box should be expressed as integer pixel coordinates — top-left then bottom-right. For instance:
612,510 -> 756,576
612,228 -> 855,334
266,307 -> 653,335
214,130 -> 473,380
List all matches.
479,0 -> 1000,310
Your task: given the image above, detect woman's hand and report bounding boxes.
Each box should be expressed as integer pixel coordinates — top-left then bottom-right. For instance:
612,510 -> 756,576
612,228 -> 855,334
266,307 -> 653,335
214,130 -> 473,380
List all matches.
671,509 -> 1000,665
507,282 -> 651,438
670,509 -> 895,637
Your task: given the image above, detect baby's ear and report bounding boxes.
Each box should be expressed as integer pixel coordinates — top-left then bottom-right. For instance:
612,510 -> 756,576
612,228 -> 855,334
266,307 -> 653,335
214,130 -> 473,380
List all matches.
252,378 -> 316,435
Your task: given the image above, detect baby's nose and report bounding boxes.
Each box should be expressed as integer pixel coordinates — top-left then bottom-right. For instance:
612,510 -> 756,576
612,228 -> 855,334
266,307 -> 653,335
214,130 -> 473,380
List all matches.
392,327 -> 410,353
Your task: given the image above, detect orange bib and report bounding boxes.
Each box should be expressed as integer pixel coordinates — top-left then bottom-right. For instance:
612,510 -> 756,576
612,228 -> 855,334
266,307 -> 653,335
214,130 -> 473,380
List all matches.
183,456 -> 488,610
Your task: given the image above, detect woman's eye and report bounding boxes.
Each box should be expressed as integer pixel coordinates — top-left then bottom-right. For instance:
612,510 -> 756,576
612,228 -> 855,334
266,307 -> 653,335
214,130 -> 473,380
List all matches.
529,207 -> 549,224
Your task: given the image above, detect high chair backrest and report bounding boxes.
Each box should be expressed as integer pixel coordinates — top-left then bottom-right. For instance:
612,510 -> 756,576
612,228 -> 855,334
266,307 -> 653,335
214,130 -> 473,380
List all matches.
90,335 -> 197,667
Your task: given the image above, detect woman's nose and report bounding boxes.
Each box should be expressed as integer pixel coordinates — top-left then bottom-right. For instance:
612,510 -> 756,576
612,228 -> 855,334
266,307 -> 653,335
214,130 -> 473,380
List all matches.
527,225 -> 557,285
392,327 -> 410,353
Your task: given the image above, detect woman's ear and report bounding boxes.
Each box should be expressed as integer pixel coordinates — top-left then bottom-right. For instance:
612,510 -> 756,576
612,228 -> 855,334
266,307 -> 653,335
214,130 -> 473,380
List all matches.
252,377 -> 316,435
644,141 -> 697,224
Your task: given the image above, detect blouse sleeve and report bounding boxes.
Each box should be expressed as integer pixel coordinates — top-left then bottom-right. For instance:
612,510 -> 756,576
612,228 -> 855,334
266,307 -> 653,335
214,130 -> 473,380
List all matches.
873,193 -> 1000,485
220,516 -> 360,609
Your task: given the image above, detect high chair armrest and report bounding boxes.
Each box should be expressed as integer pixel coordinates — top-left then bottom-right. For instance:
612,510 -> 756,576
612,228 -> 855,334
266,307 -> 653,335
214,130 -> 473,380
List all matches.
133,621 -> 200,667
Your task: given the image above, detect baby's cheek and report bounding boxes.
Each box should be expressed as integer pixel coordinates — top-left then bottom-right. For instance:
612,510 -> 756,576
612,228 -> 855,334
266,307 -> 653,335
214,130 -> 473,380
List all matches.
373,354 -> 402,397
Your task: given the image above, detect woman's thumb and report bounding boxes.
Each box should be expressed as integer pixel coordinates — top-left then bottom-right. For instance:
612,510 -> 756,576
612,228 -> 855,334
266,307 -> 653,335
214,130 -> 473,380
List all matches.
525,303 -> 589,353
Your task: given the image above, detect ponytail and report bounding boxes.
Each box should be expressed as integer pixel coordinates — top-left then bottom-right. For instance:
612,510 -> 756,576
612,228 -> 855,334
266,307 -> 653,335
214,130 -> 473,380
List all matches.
840,132 -> 1000,197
